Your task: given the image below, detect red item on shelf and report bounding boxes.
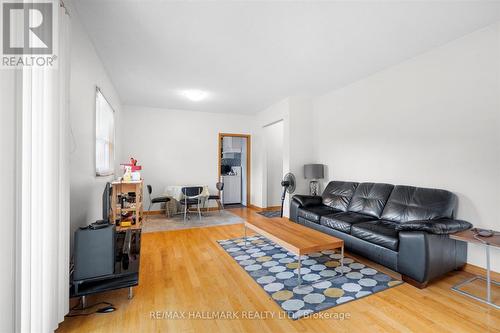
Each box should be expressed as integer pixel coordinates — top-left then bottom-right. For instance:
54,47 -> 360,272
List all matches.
120,163 -> 142,171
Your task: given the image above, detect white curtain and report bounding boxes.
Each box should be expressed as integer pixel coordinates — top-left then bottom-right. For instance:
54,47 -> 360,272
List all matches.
17,5 -> 70,332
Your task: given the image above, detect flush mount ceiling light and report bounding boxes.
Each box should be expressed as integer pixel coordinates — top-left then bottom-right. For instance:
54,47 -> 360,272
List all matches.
180,89 -> 209,102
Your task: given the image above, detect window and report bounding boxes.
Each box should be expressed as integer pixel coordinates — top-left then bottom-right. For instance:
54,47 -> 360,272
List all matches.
95,88 -> 115,176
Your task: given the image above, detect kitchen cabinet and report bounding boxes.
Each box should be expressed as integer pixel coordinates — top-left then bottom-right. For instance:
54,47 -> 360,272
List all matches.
222,137 -> 231,152
222,137 -> 242,153
231,137 -> 242,150
222,175 -> 241,204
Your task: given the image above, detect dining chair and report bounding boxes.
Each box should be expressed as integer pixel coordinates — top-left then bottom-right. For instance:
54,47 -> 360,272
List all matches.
180,186 -> 203,221
147,185 -> 171,220
206,182 -> 224,213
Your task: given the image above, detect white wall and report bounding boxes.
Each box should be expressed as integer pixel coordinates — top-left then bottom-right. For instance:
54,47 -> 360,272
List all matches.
265,121 -> 284,207
0,70 -> 17,333
252,97 -> 314,214
120,106 -> 254,205
252,98 -> 289,208
313,23 -> 500,272
288,97 -> 315,199
69,1 -> 122,238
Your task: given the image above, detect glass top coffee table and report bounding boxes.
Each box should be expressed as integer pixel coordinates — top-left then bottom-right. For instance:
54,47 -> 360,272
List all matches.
244,218 -> 344,287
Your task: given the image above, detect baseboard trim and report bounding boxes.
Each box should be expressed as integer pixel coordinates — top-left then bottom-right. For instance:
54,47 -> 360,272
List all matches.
247,204 -> 263,211
203,207 -> 224,212
143,210 -> 163,215
247,205 -> 281,212
263,206 -> 281,211
460,263 -> 500,281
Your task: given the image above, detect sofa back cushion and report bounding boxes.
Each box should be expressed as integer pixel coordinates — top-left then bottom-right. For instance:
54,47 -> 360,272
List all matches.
347,183 -> 395,218
380,185 -> 457,223
322,181 -> 359,212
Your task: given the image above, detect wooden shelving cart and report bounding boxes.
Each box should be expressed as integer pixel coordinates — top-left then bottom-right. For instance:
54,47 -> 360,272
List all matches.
110,180 -> 144,231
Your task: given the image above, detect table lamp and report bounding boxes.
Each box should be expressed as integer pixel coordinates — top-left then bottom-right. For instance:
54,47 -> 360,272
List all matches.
304,164 -> 324,196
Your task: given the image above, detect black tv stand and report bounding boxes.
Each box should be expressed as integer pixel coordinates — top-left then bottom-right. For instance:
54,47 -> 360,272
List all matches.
70,228 -> 141,305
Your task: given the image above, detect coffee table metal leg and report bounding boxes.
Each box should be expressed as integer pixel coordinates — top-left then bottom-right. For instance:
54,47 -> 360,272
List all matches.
297,255 -> 302,287
486,245 -> 491,303
340,245 -> 344,276
244,224 -> 248,248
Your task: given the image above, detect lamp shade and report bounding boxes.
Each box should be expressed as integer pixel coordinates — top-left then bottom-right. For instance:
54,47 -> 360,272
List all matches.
304,164 -> 324,179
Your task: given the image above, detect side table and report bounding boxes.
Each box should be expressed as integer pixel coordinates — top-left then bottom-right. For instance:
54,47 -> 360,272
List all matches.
450,229 -> 499,309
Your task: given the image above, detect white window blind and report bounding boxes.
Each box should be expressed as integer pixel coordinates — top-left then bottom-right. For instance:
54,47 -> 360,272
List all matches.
95,88 -> 115,176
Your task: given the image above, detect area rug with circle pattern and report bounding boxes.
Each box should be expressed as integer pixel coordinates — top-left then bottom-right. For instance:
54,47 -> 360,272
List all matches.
218,235 -> 403,320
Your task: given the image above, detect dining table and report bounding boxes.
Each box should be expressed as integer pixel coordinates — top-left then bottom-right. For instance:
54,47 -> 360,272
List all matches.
163,185 -> 211,216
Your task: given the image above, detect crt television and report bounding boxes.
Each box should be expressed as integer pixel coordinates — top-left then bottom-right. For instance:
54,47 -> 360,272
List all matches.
102,182 -> 111,223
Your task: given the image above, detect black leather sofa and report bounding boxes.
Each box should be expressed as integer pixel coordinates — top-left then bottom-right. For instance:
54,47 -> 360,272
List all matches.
290,181 -> 472,288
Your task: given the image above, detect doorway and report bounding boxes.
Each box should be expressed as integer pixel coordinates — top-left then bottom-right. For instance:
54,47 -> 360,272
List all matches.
264,120 -> 284,208
218,133 -> 251,207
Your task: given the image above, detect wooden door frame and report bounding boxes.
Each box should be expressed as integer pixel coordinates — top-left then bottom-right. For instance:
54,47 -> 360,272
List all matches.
218,133 -> 251,206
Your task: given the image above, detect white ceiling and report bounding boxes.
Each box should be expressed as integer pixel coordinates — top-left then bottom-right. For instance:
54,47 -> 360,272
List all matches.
74,1 -> 500,114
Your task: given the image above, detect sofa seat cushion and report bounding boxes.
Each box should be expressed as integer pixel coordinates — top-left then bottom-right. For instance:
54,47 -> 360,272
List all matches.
320,212 -> 374,233
351,220 -> 399,251
298,206 -> 338,224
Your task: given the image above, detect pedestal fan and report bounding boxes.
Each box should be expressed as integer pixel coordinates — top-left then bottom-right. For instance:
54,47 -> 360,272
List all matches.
280,172 -> 296,217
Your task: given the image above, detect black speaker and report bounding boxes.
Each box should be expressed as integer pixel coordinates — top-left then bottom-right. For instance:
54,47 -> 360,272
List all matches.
74,224 -> 115,281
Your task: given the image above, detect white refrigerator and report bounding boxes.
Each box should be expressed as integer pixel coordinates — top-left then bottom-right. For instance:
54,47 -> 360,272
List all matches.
222,167 -> 242,204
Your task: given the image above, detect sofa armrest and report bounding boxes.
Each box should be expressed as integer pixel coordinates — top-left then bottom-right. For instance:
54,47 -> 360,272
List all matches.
395,219 -> 472,235
398,231 -> 467,286
292,195 -> 322,208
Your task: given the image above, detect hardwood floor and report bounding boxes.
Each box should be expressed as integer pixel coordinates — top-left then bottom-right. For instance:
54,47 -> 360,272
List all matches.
57,208 -> 500,332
